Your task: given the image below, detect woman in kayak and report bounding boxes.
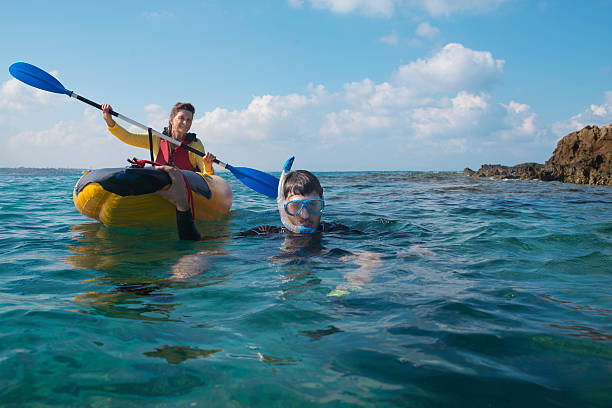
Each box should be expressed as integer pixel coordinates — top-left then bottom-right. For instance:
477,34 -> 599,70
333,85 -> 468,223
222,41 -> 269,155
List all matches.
101,102 -> 216,175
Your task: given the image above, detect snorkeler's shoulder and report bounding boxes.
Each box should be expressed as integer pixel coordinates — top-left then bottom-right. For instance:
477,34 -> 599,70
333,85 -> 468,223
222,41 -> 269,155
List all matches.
236,225 -> 286,237
319,222 -> 363,234
236,222 -> 361,237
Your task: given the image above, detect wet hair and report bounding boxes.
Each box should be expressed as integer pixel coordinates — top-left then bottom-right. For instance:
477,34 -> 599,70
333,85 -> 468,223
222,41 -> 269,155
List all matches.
283,170 -> 323,199
167,102 -> 195,138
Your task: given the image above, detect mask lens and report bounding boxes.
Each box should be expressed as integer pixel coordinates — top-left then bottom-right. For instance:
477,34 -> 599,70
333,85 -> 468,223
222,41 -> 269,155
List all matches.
284,199 -> 325,216
285,201 -> 304,216
305,199 -> 324,214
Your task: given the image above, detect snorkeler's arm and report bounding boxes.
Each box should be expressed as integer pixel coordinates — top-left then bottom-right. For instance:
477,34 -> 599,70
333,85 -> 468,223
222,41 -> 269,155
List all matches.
236,225 -> 285,236
319,222 -> 363,234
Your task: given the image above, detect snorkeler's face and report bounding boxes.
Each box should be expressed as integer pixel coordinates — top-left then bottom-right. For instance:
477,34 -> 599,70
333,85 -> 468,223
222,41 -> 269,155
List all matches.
284,192 -> 323,231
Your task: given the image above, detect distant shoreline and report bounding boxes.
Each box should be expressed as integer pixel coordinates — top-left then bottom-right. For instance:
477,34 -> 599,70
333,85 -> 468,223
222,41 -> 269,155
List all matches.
0,168 -> 86,175
0,168 -> 462,175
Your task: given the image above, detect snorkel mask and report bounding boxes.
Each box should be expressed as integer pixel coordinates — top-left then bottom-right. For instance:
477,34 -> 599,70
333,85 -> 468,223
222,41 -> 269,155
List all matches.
277,156 -> 316,234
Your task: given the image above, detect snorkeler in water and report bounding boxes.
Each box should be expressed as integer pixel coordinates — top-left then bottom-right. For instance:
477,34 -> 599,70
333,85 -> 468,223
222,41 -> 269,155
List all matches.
156,159 -> 372,294
156,159 -> 433,294
155,157 -> 356,241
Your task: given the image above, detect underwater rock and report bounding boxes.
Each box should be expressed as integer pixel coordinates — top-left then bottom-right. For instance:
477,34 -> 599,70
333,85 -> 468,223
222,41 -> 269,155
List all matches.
465,124 -> 612,185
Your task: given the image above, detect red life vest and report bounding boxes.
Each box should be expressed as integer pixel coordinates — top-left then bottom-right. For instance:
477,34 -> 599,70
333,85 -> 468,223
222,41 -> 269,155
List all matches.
156,132 -> 200,172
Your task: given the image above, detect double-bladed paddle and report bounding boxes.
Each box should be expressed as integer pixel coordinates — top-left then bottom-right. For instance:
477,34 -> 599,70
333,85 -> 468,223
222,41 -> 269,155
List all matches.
9,62 -> 279,198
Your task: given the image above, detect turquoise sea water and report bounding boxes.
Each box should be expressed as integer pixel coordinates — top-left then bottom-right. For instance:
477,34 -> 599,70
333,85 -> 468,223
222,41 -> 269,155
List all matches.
0,170 -> 610,407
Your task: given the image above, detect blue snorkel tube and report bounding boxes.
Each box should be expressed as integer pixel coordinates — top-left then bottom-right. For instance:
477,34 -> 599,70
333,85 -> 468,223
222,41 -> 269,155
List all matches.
277,157 -> 316,234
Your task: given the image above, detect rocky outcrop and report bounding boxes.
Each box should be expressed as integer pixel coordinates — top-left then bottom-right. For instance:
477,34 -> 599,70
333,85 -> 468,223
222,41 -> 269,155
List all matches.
463,163 -> 544,180
464,124 -> 612,185
541,124 -> 612,184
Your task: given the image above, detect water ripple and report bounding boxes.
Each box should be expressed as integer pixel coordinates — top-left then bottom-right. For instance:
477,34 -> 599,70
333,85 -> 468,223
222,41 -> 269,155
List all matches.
0,171 -> 610,406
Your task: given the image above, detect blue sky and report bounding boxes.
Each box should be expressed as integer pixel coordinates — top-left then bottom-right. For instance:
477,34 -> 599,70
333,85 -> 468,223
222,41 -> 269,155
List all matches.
1,0 -> 611,171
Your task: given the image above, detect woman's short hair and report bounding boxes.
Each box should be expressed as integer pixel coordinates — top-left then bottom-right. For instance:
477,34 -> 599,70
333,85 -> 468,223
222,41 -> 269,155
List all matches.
170,102 -> 195,119
283,170 -> 323,198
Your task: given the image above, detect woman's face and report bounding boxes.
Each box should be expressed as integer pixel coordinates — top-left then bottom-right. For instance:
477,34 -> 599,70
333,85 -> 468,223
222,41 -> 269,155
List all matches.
170,109 -> 193,139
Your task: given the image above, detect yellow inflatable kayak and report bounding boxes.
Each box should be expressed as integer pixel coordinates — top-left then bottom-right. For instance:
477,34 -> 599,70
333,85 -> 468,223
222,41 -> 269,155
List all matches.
73,167 -> 233,227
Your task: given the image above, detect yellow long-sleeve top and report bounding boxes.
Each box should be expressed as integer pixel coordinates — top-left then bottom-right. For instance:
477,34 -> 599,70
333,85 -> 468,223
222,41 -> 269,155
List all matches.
108,123 -> 213,175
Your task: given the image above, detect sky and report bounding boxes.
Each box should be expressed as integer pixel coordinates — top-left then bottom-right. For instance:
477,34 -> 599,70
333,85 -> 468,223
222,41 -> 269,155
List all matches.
1,0 -> 611,171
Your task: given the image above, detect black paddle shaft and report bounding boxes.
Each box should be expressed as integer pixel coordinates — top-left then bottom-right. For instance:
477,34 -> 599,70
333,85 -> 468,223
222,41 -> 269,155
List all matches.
72,93 -> 114,115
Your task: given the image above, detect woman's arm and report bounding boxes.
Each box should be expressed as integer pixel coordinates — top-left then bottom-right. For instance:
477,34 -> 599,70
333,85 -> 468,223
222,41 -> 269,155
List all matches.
101,104 -> 116,127
102,103 -> 155,150
108,122 -> 155,150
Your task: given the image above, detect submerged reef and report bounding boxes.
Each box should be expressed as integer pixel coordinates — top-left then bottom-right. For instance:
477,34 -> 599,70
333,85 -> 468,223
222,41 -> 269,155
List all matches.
464,124 -> 612,185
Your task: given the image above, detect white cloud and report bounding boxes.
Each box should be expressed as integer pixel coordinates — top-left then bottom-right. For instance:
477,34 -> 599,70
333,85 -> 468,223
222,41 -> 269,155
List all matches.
186,44 -> 537,169
143,11 -> 175,19
392,43 -> 505,94
288,0 -> 397,18
493,101 -> 542,142
407,38 -> 424,48
3,107 -> 145,168
408,0 -> 509,17
2,43 -> 553,170
415,22 -> 440,39
380,31 -> 399,46
8,108 -> 101,149
380,23 -> 439,47
289,0 -> 507,18
0,98 -> 159,168
0,77 -> 55,111
411,91 -> 490,137
590,104 -> 608,117
598,90 -> 611,107
342,78 -> 431,110
144,103 -> 163,113
551,91 -> 612,137
192,85 -> 332,147
144,104 -> 167,130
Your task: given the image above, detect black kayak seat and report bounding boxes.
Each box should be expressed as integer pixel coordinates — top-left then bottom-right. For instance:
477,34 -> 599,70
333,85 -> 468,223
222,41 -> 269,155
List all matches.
74,167 -> 211,199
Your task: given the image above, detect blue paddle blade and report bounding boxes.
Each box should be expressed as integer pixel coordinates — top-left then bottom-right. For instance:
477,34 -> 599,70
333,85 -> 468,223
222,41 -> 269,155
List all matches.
227,164 -> 279,198
9,62 -> 71,95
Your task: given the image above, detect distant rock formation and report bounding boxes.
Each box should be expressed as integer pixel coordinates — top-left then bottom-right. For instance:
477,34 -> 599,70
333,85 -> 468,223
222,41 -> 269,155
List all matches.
463,163 -> 544,180
464,124 -> 612,185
